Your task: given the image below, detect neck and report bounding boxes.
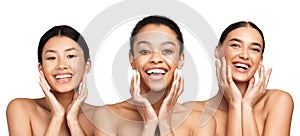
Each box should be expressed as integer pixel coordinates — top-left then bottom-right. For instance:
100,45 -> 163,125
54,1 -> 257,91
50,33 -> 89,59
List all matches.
50,89 -> 75,109
234,80 -> 249,96
140,85 -> 170,114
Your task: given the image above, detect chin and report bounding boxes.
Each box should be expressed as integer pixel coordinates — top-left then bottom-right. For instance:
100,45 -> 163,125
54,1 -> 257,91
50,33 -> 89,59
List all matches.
232,74 -> 251,83
53,86 -> 75,93
147,84 -> 167,92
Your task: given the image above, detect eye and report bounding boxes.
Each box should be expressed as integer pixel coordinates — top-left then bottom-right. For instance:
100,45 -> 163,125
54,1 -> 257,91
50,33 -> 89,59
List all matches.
251,48 -> 261,53
230,43 -> 240,48
139,50 -> 151,55
161,49 -> 174,55
46,56 -> 56,60
67,55 -> 77,59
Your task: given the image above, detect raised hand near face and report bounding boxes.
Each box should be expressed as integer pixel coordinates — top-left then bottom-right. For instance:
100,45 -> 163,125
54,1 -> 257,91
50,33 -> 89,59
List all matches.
243,63 -> 272,108
159,69 -> 183,117
216,57 -> 242,106
130,70 -> 158,122
39,70 -> 65,117
130,69 -> 184,135
66,73 -> 88,121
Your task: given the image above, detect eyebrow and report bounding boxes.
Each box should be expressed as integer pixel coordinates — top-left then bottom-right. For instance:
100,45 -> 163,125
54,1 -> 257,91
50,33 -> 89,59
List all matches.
161,41 -> 176,46
44,47 -> 79,54
65,47 -> 79,52
136,41 -> 176,46
136,41 -> 151,46
229,38 -> 262,48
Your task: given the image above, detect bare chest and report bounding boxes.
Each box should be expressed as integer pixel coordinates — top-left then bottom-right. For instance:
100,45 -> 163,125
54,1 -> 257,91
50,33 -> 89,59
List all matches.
214,105 -> 267,136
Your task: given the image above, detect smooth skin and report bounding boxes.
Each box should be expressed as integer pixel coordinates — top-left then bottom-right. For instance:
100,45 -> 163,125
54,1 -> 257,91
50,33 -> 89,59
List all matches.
184,27 -> 293,136
6,36 -> 96,136
93,24 -> 216,136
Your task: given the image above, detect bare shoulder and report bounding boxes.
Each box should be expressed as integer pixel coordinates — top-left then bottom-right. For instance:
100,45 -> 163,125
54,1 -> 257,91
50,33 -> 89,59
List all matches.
7,98 -> 39,113
6,98 -> 42,135
265,89 -> 293,105
264,89 -> 294,111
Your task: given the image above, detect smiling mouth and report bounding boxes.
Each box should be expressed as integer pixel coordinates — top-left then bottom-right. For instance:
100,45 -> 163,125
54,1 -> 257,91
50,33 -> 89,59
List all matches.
233,63 -> 250,71
54,74 -> 73,83
55,74 -> 72,79
146,68 -> 167,80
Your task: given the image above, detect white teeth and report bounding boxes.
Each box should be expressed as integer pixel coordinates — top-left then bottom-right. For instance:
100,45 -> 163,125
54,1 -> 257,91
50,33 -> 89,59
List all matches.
55,74 -> 72,79
234,63 -> 249,69
147,69 -> 166,74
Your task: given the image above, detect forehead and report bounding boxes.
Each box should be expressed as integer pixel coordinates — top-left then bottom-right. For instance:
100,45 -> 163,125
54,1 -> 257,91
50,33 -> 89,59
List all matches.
134,24 -> 179,45
43,36 -> 82,52
226,27 -> 263,45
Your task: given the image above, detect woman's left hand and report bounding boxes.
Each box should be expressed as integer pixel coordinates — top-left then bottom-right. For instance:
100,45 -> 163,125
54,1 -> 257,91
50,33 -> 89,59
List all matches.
242,63 -> 272,108
66,73 -> 88,121
158,69 -> 183,118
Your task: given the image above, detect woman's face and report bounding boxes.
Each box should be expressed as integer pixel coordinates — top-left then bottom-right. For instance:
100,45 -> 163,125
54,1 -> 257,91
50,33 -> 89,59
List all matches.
130,24 -> 184,92
220,27 -> 263,82
39,36 -> 89,93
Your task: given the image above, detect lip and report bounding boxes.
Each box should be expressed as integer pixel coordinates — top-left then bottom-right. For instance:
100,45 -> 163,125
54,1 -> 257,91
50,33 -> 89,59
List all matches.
232,61 -> 251,73
53,72 -> 73,84
144,67 -> 168,80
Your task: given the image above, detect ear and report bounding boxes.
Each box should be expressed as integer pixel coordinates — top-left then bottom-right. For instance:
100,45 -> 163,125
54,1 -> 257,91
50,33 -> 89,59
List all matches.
177,53 -> 185,69
260,55 -> 264,63
214,46 -> 221,59
129,52 -> 136,70
85,59 -> 92,74
38,63 -> 43,71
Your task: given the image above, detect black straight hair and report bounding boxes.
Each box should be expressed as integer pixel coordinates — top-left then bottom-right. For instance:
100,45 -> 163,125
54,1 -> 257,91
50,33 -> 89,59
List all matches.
37,25 -> 90,64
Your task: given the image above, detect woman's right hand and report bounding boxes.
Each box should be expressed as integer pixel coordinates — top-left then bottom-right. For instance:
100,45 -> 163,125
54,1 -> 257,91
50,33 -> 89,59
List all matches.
39,70 -> 65,118
130,70 -> 158,122
216,57 -> 242,107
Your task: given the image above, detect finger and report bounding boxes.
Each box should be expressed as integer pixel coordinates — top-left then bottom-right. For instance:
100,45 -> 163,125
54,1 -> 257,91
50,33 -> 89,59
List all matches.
177,69 -> 184,96
130,70 -> 136,96
166,69 -> 178,100
39,71 -> 58,102
246,77 -> 255,93
39,71 -> 50,95
221,57 -> 227,83
173,69 -> 181,98
136,70 -> 141,94
258,65 -> 265,86
215,59 -> 221,85
78,74 -> 88,102
264,68 -> 272,88
227,65 -> 234,85
258,63 -> 262,76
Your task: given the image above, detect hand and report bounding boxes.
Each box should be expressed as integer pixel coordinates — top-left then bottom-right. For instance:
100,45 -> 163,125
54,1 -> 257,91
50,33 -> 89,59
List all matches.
66,73 -> 88,121
216,57 -> 242,107
130,70 -> 158,122
158,69 -> 183,118
243,63 -> 272,108
158,69 -> 183,135
39,70 -> 65,117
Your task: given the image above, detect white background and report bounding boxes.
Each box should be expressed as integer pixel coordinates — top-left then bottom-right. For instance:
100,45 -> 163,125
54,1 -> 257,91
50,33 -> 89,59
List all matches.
0,0 -> 299,135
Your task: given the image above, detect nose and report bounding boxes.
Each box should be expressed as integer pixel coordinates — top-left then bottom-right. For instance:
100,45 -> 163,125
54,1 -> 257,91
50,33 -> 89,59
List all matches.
239,47 -> 249,60
56,58 -> 69,70
150,51 -> 163,64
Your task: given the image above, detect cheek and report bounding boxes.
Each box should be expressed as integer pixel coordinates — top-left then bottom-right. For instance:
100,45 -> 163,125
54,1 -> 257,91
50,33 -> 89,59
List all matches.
42,62 -> 55,73
133,56 -> 149,69
251,55 -> 262,65
165,56 -> 178,68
